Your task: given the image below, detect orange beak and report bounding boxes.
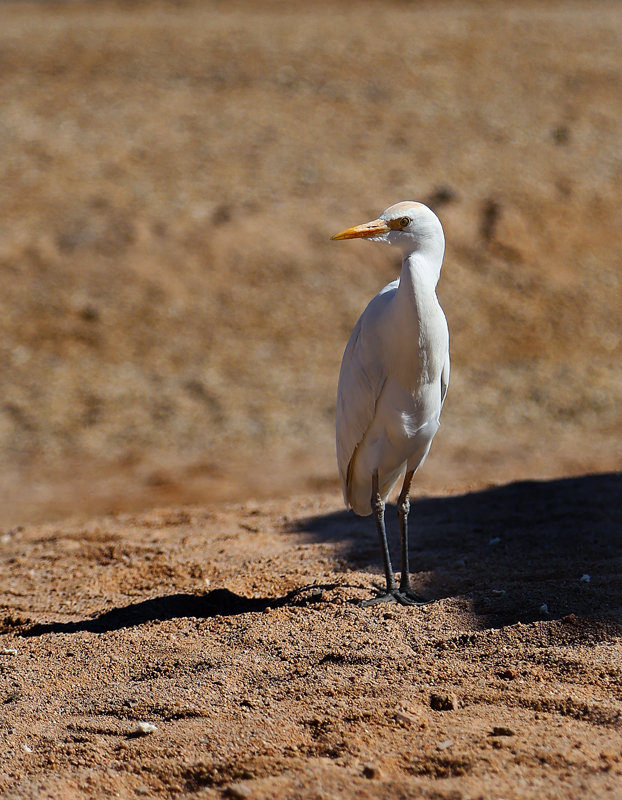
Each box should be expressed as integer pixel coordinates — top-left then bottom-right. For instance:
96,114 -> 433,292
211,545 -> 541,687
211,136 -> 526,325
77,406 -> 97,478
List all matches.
331,218 -> 391,240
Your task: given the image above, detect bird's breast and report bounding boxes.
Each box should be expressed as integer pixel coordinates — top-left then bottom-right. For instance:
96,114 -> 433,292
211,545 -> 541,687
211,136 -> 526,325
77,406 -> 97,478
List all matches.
378,380 -> 441,445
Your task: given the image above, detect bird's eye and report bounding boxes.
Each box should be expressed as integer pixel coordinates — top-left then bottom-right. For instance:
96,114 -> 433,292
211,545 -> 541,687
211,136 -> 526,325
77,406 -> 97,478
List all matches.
400,217 -> 410,228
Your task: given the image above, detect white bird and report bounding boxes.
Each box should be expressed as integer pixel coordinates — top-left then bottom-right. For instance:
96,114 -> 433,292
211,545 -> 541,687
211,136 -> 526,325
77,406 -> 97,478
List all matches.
332,201 -> 449,606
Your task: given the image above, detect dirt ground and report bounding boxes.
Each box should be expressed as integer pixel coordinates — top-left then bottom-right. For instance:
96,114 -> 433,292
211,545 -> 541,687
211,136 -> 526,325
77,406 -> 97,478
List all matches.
0,1 -> 621,797
1,476 -> 621,799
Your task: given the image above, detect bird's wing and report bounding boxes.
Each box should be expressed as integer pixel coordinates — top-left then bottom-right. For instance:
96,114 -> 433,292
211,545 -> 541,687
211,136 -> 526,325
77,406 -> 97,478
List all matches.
440,350 -> 450,409
336,281 -> 397,504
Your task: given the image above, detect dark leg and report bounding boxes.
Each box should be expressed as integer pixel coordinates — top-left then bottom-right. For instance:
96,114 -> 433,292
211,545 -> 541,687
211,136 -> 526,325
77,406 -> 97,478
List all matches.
397,470 -> 427,603
371,471 -> 396,592
398,470 -> 414,592
361,471 -> 426,608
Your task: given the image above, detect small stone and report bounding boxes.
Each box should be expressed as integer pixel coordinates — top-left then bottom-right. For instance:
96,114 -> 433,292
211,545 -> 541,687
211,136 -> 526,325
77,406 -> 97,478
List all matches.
1,648 -> 18,655
135,721 -> 158,736
394,711 -> 415,727
491,726 -> 515,737
437,739 -> 453,750
225,784 -> 254,799
488,537 -> 501,545
497,667 -> 518,680
22,744 -> 33,753
539,603 -> 549,615
430,692 -> 458,711
580,574 -> 591,583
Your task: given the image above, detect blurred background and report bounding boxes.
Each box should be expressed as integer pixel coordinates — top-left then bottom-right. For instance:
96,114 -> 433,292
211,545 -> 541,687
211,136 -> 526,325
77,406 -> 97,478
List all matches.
0,0 -> 620,527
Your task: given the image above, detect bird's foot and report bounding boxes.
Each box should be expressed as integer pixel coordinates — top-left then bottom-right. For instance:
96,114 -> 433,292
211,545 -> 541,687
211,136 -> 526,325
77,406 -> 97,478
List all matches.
399,584 -> 430,605
360,587 -> 429,608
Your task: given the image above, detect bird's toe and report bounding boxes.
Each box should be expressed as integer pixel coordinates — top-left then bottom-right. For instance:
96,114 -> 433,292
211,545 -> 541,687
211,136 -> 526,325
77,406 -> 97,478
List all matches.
360,588 -> 429,608
399,586 -> 430,605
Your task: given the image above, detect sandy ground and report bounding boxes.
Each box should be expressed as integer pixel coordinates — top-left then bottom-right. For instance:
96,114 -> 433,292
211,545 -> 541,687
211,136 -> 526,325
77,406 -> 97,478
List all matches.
1,475 -> 621,798
0,1 -> 621,797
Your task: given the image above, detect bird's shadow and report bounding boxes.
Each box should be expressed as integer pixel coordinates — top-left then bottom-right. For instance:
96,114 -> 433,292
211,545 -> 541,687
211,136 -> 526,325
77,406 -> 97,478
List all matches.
294,471 -> 622,628
19,584 -> 341,637
18,473 -> 622,637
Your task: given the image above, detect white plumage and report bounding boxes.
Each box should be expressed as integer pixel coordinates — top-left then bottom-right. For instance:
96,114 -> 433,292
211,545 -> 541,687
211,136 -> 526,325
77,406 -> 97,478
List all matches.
332,201 -> 449,606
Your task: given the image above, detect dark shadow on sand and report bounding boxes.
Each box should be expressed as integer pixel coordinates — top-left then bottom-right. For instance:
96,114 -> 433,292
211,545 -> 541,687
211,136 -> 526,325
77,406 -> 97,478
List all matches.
294,472 -> 622,628
20,584 -> 339,636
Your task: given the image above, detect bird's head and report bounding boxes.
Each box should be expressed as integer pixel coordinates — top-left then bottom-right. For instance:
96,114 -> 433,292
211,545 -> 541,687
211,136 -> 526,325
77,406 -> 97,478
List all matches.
331,201 -> 444,258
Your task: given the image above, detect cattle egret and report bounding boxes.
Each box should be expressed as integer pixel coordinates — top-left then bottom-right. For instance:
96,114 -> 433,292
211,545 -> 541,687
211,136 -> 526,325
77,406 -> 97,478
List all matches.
332,202 -> 449,606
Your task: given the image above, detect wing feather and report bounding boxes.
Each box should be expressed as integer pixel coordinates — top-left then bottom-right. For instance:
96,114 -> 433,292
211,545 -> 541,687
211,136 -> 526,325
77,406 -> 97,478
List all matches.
440,350 -> 450,410
336,281 -> 397,505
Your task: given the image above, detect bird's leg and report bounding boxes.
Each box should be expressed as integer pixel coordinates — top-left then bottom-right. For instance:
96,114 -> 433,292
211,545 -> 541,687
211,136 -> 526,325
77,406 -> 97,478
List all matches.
361,472 -> 424,608
398,469 -> 414,592
360,473 -> 397,607
397,469 -> 427,604
371,471 -> 396,593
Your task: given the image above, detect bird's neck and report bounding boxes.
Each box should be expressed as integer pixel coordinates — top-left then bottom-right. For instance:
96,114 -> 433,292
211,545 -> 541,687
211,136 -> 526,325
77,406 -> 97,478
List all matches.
398,250 -> 443,316
384,250 -> 445,387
